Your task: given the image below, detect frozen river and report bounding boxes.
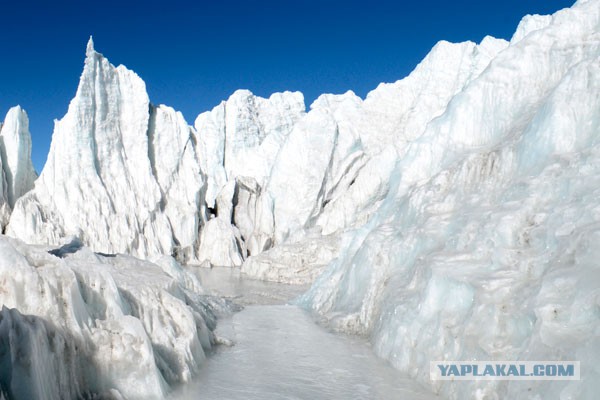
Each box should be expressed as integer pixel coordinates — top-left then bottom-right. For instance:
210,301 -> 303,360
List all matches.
169,268 -> 436,400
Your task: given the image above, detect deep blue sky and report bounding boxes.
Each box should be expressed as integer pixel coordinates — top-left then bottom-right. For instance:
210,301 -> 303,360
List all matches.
1,0 -> 575,172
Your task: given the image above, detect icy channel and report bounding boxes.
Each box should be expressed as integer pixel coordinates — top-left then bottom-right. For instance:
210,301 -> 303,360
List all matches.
170,268 -> 436,400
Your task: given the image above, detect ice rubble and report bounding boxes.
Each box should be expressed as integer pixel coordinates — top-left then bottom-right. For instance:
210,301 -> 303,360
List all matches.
299,0 -> 600,398
0,235 -> 229,400
0,106 -> 36,231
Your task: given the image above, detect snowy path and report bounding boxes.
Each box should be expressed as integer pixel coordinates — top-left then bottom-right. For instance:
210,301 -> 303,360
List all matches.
170,269 -> 436,400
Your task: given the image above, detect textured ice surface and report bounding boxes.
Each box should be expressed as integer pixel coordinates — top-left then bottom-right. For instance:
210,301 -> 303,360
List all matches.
0,235 -> 232,400
4,18 -> 509,272
194,89 -> 305,209
0,106 -> 36,230
241,231 -> 345,284
239,23 -> 510,278
0,0 -> 598,398
300,0 -> 600,398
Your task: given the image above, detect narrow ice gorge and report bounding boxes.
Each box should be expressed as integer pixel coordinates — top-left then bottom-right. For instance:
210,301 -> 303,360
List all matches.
0,0 -> 598,399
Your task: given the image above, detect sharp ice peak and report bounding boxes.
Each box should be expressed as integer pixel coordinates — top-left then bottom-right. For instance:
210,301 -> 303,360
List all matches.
86,36 -> 95,58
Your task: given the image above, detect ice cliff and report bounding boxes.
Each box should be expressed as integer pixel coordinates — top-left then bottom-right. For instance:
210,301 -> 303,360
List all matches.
4,34 -> 509,271
300,0 -> 600,398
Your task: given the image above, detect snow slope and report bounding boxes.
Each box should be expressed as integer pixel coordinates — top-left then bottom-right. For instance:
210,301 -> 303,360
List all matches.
0,235 -> 229,400
300,0 -> 600,398
0,106 -> 36,231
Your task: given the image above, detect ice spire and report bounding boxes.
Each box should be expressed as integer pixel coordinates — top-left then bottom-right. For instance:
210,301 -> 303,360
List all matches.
0,105 -> 36,208
86,36 -> 95,58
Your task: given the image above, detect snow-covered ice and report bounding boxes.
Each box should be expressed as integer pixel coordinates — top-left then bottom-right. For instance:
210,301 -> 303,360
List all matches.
7,38 -> 208,263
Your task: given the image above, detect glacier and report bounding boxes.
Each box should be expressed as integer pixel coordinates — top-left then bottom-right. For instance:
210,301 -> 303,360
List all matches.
0,0 -> 598,398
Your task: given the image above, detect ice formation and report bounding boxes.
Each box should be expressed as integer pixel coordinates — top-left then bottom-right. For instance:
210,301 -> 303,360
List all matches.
299,0 -> 600,398
7,38 -> 207,263
0,106 -> 36,231
4,32 -> 509,271
0,0 -> 598,398
0,235 -> 228,399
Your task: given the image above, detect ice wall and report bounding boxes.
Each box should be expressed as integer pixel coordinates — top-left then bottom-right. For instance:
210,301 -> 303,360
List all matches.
300,0 -> 600,398
0,0 -> 598,398
241,31 -> 508,281
4,42 -> 308,267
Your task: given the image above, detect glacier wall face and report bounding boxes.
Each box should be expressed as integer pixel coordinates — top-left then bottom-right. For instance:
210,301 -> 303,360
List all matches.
0,106 -> 36,231
300,0 -> 600,398
194,89 -> 305,210
0,235 -> 226,400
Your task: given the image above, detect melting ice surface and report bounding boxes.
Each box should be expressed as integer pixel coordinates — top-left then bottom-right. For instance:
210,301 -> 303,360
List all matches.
170,268 -> 435,400
191,266 -> 310,306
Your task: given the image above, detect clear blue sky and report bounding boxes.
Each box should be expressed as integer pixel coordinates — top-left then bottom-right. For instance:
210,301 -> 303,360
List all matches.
0,0 -> 575,172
